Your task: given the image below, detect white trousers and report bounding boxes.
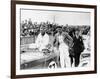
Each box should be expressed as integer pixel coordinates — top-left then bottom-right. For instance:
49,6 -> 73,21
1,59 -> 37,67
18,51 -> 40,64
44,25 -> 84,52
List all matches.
59,43 -> 71,68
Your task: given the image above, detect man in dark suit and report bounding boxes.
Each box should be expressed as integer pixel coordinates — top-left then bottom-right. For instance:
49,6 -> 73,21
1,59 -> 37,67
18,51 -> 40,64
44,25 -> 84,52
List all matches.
73,29 -> 85,67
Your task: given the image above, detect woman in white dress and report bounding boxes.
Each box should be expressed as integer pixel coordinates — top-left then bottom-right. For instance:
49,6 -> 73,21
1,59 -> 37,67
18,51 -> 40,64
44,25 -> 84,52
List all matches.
58,31 -> 71,68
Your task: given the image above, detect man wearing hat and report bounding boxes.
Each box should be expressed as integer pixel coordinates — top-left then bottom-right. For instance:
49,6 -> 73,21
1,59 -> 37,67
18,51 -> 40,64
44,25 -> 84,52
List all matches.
73,29 -> 85,67
35,25 -> 49,51
29,25 -> 49,52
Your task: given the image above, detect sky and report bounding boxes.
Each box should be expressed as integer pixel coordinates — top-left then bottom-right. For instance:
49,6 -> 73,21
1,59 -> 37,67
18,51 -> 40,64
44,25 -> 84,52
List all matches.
21,9 -> 90,25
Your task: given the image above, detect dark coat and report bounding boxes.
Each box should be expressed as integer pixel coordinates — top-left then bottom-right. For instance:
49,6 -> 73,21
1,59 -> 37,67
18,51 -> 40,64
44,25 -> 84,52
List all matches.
73,36 -> 84,54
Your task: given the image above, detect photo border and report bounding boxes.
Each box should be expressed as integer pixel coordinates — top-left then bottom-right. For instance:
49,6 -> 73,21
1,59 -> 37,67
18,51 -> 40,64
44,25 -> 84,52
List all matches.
11,0 -> 97,79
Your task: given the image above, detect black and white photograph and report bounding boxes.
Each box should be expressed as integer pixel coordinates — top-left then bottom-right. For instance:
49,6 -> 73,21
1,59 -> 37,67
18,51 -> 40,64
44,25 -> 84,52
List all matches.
12,1 -> 97,78
20,9 -> 91,70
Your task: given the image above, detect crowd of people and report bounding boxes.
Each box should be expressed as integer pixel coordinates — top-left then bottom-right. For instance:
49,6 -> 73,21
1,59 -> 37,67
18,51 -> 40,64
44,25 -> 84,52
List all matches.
21,18 -> 90,68
20,19 -> 90,37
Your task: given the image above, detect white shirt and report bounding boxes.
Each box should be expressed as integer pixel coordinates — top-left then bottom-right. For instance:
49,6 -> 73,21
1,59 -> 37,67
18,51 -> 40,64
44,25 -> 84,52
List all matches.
35,33 -> 49,51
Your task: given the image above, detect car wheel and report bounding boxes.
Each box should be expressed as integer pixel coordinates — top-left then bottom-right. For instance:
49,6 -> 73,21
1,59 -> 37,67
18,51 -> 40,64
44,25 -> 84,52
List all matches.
48,61 -> 57,69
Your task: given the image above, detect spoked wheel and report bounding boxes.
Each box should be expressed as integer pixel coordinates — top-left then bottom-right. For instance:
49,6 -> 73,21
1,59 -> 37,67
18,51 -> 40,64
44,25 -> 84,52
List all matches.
48,61 -> 57,69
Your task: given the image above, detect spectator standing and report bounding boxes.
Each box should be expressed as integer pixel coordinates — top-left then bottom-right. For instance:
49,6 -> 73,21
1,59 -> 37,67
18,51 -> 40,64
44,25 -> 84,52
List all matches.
73,29 -> 85,67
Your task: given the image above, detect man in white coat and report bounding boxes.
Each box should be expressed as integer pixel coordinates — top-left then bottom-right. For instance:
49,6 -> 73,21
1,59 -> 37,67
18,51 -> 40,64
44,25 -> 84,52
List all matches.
35,26 -> 49,51
29,26 -> 49,52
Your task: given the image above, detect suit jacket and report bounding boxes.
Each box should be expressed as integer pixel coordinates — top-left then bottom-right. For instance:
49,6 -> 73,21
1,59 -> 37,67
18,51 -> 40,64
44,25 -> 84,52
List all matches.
73,36 -> 84,54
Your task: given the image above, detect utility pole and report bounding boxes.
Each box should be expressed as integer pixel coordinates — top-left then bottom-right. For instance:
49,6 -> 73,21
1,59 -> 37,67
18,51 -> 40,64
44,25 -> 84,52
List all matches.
53,15 -> 55,23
